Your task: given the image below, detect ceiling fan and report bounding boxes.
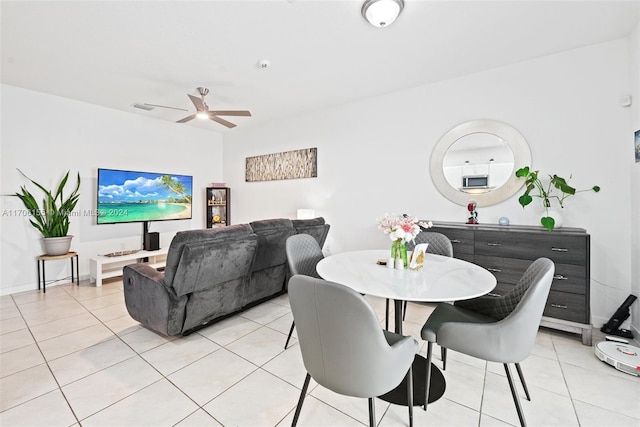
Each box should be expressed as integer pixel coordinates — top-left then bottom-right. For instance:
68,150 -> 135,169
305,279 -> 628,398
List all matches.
146,87 -> 251,128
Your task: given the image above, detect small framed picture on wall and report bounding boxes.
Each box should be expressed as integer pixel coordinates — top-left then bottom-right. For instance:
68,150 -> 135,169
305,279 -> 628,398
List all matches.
635,129 -> 640,163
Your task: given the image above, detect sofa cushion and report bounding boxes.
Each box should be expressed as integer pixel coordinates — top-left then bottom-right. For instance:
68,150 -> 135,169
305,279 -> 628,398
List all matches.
163,224 -> 255,287
249,218 -> 296,272
171,235 -> 258,297
292,217 -> 330,248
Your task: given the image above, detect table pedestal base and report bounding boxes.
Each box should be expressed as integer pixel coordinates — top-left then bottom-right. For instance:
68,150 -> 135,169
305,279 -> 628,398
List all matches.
379,354 -> 445,406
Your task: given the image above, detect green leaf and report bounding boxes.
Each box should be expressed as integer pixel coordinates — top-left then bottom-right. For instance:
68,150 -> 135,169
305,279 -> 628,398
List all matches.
552,175 -> 576,195
518,195 -> 532,207
592,186 -> 600,192
515,166 -> 530,177
541,216 -> 555,231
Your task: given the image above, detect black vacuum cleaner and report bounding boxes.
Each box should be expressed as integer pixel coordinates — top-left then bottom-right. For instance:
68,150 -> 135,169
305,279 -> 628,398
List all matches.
600,294 -> 637,339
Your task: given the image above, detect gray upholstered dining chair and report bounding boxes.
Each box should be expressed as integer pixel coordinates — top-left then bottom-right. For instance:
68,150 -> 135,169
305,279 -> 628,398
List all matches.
284,234 -> 324,349
385,232 -> 454,330
420,257 -> 554,427
289,275 -> 419,427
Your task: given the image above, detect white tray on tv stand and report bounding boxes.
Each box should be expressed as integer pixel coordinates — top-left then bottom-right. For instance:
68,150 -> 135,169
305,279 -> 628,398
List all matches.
89,248 -> 168,287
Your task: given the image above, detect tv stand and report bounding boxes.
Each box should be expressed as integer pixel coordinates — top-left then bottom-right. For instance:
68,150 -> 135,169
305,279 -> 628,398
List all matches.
89,248 -> 168,287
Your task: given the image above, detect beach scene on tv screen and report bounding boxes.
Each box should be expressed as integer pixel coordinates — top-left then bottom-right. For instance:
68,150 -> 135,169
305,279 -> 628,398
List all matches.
98,170 -> 192,223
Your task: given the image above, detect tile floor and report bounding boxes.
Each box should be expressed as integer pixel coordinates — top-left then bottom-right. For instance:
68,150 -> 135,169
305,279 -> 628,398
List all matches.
1,279 -> 639,427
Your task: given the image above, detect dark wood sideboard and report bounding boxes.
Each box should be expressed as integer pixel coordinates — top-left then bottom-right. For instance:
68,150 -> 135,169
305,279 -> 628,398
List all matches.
429,221 -> 592,345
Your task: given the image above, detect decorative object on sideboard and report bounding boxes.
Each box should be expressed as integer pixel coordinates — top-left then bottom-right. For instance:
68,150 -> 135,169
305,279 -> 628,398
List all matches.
12,169 -> 81,256
377,213 -> 432,269
498,216 -> 510,226
466,200 -> 478,224
515,166 -> 600,231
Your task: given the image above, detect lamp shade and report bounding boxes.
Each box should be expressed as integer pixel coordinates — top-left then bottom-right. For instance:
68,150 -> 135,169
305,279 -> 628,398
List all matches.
361,0 -> 404,28
297,209 -> 315,219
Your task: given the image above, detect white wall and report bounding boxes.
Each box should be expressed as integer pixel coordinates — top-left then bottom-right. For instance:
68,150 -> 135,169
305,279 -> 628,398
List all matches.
629,22 -> 640,337
0,84 -> 225,295
224,38 -> 635,329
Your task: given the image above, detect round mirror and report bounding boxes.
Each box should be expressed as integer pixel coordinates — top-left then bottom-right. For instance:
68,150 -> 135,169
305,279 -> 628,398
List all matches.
430,120 -> 531,207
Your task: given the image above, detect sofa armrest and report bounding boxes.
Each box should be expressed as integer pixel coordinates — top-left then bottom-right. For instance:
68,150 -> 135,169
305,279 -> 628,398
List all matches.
123,264 -> 188,336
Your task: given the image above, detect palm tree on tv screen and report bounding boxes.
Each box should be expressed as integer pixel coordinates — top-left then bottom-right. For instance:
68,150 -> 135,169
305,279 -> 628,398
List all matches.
160,175 -> 192,203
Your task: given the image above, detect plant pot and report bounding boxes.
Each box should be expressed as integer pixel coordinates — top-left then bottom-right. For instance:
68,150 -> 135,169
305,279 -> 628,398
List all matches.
545,208 -> 563,228
42,236 -> 73,256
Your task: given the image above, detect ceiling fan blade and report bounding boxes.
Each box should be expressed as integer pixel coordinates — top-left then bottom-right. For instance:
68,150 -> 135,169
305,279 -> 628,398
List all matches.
209,110 -> 251,117
187,94 -> 205,111
176,114 -> 196,123
144,103 -> 189,112
210,115 -> 237,128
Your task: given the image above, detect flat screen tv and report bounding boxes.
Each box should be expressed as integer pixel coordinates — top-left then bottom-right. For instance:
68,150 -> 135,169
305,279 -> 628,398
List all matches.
97,168 -> 193,224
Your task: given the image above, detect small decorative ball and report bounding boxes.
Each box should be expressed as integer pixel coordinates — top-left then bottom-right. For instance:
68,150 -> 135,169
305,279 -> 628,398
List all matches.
498,217 -> 510,226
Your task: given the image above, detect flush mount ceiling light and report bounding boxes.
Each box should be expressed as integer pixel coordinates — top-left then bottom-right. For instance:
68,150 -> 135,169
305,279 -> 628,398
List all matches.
361,0 -> 404,28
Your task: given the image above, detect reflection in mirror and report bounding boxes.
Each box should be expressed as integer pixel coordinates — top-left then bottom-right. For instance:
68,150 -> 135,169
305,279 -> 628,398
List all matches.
442,133 -> 514,193
430,120 -> 531,207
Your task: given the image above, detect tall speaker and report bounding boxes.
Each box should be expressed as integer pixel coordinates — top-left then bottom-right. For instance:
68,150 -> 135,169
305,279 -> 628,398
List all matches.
144,232 -> 160,251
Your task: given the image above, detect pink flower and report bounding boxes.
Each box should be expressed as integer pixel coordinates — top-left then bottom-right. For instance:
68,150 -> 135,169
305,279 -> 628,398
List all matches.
376,213 -> 432,243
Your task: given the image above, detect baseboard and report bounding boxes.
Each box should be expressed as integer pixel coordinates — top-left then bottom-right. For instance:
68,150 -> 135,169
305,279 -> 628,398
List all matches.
0,274 -> 92,296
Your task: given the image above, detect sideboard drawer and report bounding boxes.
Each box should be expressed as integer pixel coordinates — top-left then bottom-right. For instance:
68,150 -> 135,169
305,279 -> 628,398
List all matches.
549,263 -> 587,295
475,256 -> 587,295
431,226 -> 474,257
475,231 -> 587,265
544,291 -> 588,324
474,255 -> 527,285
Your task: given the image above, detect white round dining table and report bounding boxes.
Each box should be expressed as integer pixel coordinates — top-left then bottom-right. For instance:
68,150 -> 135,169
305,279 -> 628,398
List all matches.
315,249 -> 497,407
316,249 -> 497,307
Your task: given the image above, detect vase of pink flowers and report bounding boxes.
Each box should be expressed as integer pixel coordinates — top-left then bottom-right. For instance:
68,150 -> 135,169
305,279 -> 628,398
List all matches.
377,213 -> 433,268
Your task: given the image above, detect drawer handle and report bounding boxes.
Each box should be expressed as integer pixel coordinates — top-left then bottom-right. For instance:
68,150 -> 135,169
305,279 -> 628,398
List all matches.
486,243 -> 501,247
450,239 -> 461,243
553,274 -> 568,280
487,292 -> 502,297
486,268 -> 502,273
551,304 -> 568,309
551,247 -> 569,252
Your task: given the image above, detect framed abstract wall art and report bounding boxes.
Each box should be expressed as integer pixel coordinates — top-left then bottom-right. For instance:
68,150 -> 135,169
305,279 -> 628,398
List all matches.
246,147 -> 317,182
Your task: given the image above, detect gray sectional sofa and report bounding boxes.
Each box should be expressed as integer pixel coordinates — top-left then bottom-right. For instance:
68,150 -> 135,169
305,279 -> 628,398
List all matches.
123,217 -> 330,336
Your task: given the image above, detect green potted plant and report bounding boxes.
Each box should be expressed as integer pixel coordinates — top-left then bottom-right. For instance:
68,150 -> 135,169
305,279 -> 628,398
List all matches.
13,169 -> 81,255
515,166 -> 600,231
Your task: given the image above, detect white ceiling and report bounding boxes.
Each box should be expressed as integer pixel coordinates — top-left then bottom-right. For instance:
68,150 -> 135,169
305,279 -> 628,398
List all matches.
2,0 -> 639,133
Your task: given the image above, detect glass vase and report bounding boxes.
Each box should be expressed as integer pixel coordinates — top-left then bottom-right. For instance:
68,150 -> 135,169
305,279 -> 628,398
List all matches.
391,239 -> 408,268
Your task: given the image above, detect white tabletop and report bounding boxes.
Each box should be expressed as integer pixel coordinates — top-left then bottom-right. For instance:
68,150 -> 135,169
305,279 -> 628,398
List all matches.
316,250 -> 497,303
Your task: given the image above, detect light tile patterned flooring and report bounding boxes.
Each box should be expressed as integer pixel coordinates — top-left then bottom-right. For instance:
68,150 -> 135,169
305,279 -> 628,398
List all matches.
1,279 -> 639,426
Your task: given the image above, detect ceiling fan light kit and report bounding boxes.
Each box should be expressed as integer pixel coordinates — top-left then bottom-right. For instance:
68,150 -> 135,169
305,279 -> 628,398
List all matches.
361,0 -> 404,28
175,87 -> 251,128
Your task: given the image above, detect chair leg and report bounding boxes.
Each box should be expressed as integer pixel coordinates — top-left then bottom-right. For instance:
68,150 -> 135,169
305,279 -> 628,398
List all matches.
441,347 -> 447,371
285,321 -> 295,349
368,397 -> 376,427
292,373 -> 311,427
406,365 -> 414,427
504,364 -> 527,427
385,299 -> 390,331
424,342 -> 433,411
402,300 -> 408,321
515,362 -> 531,401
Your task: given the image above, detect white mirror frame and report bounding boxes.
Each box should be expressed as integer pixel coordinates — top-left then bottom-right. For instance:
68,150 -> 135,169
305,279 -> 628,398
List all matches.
430,119 -> 531,207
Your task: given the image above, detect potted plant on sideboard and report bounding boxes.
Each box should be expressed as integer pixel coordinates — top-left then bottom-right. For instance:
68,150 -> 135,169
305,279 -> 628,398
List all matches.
515,166 -> 600,231
13,169 -> 81,255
